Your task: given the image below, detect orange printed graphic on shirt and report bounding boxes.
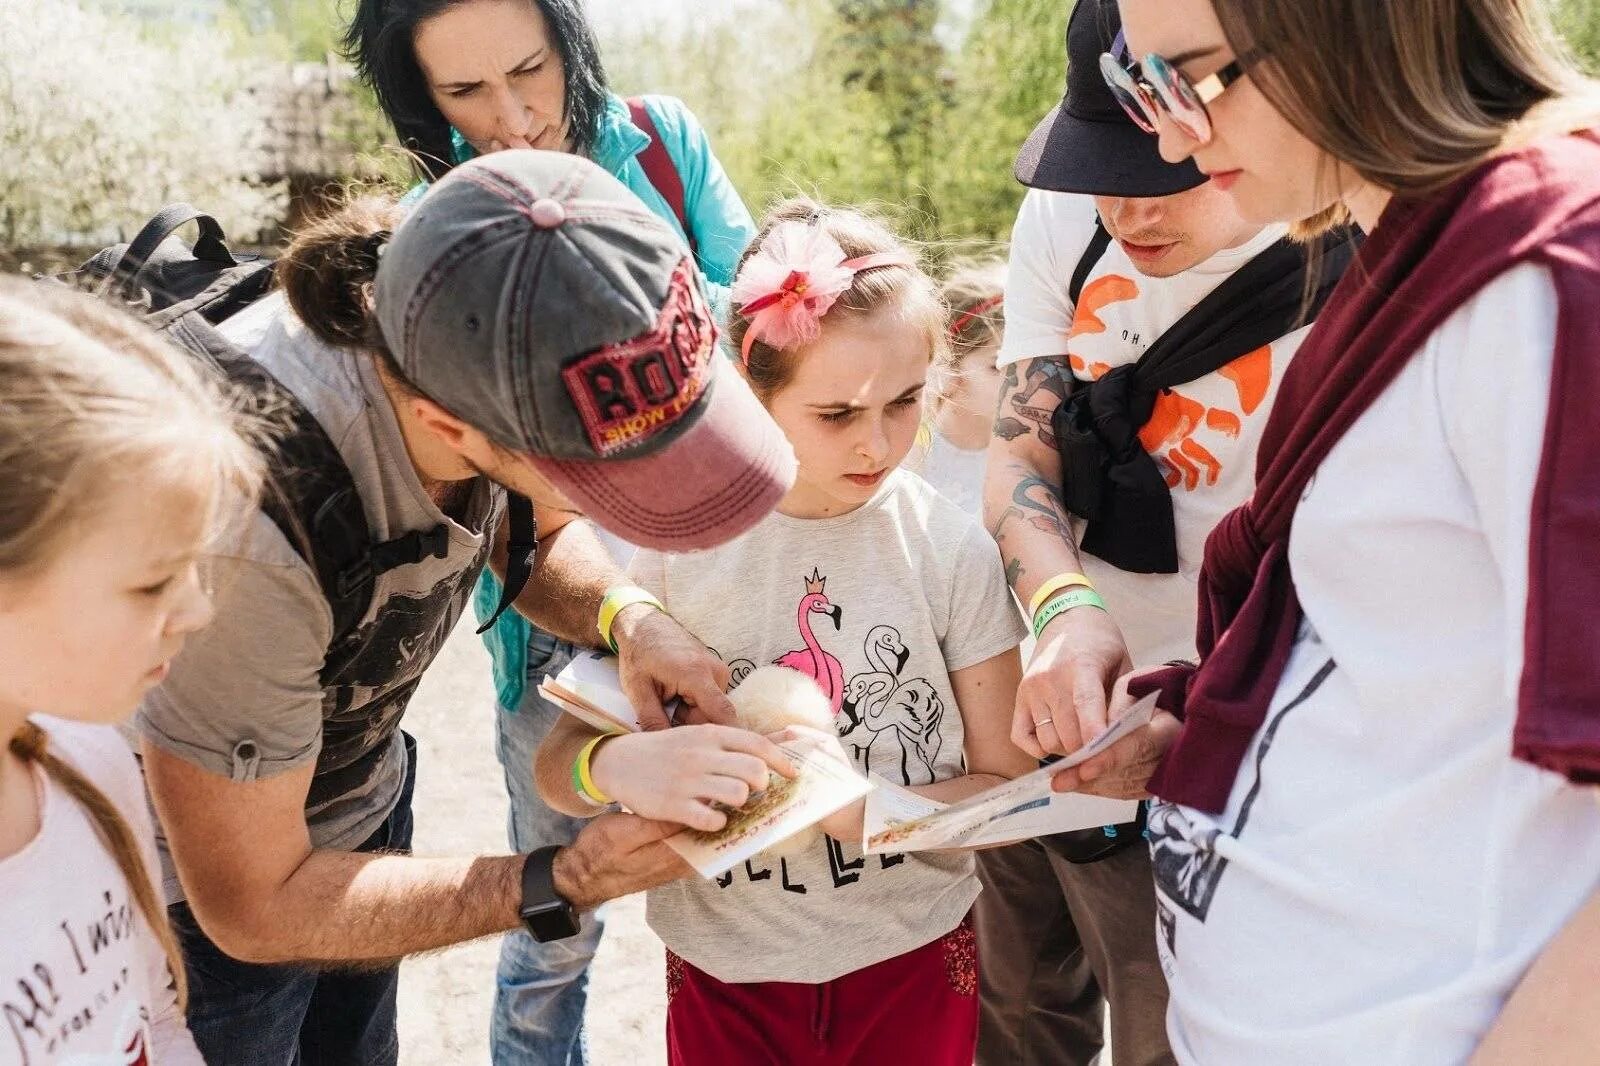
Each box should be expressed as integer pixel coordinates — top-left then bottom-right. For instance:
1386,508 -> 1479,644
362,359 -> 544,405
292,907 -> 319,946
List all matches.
1218,345 -> 1271,414
1136,344 -> 1275,491
1067,274 -> 1140,376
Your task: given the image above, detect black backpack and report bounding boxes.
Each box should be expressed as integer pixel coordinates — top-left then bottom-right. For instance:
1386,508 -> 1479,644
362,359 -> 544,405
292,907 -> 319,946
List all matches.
50,205 -> 535,686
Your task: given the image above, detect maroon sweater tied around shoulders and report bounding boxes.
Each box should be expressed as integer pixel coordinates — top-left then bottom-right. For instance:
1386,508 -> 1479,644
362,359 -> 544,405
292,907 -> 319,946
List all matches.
1132,132 -> 1600,814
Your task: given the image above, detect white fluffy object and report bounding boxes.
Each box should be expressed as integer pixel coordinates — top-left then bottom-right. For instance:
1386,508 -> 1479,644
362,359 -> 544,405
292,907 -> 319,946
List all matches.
728,666 -> 835,856
729,665 -> 834,736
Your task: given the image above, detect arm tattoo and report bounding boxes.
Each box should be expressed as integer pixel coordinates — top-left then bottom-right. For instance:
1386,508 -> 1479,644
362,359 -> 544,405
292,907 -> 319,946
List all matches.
995,357 -> 1075,451
989,358 -> 1080,592
989,469 -> 1077,591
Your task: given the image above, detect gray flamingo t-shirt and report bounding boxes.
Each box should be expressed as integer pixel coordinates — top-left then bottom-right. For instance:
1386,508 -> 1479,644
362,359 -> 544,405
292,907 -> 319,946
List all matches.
629,469 -> 1025,984
136,295 -> 502,901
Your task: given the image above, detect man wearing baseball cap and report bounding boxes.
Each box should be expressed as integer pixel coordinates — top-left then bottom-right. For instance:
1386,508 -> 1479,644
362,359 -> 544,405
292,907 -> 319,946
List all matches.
977,1 -> 1353,1063
137,150 -> 796,1064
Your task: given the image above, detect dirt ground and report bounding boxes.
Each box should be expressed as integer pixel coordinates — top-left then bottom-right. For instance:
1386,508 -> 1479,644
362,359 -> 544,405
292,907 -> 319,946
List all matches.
394,622 -> 667,1066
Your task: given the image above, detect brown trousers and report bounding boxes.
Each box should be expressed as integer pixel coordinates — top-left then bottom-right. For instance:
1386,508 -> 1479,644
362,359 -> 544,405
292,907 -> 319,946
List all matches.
974,839 -> 1175,1066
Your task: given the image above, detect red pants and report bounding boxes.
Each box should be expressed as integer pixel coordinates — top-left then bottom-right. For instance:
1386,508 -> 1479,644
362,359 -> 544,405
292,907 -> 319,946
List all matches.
665,919 -> 978,1065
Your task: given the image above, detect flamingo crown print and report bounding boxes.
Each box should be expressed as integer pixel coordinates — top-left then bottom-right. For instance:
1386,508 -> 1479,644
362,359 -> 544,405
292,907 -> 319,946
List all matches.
775,568 -> 846,713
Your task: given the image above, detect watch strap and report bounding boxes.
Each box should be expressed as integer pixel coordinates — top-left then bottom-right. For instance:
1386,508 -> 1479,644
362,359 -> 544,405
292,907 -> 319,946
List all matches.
520,845 -> 564,911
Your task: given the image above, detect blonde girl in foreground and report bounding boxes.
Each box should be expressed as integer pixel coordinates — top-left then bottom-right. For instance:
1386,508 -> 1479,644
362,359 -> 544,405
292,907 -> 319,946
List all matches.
0,279 -> 261,1065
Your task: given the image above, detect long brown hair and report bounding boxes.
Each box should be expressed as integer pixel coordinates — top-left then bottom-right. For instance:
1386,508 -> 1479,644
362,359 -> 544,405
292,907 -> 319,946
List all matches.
8,723 -> 189,1009
1211,0 -> 1600,231
0,279 -> 266,1011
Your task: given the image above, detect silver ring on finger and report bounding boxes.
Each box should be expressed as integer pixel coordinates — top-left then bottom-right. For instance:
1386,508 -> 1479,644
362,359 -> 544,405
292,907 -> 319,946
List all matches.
1035,717 -> 1053,727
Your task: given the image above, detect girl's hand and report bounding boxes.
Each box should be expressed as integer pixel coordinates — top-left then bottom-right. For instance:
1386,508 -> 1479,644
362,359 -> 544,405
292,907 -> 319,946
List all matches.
764,724 -> 866,845
588,725 -> 795,832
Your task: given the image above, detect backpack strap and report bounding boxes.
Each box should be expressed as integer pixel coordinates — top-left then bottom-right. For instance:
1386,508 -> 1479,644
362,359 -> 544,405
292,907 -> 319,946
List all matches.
212,350 -> 451,684
475,493 -> 538,634
626,97 -> 697,257
103,204 -> 234,302
1069,217 -> 1113,307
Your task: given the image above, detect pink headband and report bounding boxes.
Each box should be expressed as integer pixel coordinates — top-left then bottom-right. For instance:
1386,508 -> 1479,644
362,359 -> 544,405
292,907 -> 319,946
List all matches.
733,221 -> 914,365
948,293 -> 1004,339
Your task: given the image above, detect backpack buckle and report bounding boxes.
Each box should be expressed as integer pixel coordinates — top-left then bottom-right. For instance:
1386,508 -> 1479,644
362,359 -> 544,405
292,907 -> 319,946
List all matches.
333,555 -> 374,600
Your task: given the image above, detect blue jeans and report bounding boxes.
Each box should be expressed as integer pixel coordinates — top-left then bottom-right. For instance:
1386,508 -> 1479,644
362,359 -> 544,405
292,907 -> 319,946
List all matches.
490,629 -> 606,1066
171,733 -> 418,1066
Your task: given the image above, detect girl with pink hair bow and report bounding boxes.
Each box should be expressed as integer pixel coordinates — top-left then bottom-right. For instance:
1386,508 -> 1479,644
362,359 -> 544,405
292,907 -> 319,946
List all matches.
535,198 -> 1035,1066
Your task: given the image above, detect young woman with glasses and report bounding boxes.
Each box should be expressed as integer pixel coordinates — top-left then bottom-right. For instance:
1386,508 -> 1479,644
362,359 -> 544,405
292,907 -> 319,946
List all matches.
1059,1 -> 1600,1062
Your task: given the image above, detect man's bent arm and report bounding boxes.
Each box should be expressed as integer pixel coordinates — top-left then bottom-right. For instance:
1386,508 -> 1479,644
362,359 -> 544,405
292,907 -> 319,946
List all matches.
984,356 -> 1090,608
490,498 -> 735,725
145,742 -> 686,965
984,357 -> 1132,757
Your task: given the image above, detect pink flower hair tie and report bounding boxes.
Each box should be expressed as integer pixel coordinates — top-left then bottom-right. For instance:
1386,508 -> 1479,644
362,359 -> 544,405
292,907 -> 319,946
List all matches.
733,221 -> 914,365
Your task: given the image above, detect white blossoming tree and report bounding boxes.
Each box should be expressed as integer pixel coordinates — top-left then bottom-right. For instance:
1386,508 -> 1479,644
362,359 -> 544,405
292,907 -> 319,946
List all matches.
0,0 -> 282,250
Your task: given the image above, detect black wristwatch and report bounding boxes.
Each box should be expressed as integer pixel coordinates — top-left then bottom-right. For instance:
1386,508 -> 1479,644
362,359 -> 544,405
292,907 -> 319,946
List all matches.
519,846 -> 581,943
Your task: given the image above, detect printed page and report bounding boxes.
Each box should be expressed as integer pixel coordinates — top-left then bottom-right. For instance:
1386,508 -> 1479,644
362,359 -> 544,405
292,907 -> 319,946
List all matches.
864,693 -> 1156,853
538,650 -> 682,734
862,774 -> 1136,852
666,734 -> 873,879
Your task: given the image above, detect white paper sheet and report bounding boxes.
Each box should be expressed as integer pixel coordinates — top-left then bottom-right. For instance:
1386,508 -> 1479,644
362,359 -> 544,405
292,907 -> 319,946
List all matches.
863,693 -> 1156,853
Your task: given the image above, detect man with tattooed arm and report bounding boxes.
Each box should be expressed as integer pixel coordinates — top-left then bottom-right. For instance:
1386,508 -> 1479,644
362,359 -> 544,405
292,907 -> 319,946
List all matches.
971,1 -> 1337,1063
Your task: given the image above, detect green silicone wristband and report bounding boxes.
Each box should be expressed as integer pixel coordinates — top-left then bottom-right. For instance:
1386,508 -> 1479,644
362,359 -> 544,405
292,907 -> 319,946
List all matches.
1032,586 -> 1108,641
570,739 -> 609,807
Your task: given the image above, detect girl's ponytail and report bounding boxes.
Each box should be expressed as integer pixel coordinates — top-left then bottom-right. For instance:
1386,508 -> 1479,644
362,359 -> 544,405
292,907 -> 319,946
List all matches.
278,195 -> 406,352
9,723 -> 189,1011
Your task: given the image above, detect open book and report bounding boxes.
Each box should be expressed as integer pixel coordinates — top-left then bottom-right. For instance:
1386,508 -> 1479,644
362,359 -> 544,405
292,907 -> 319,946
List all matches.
536,649 -> 663,734
539,652 -> 868,879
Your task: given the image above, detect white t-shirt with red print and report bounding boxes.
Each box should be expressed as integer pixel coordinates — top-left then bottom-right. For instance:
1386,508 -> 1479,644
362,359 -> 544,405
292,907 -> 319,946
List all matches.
998,189 -> 1309,666
631,470 -> 1026,985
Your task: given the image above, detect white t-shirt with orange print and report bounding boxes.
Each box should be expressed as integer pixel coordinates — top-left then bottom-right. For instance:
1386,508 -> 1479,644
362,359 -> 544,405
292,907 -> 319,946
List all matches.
998,189 -> 1309,666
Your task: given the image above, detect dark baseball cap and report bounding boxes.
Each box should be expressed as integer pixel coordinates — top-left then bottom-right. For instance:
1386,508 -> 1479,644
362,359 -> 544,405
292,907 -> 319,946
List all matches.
1015,0 -> 1206,197
375,151 -> 796,550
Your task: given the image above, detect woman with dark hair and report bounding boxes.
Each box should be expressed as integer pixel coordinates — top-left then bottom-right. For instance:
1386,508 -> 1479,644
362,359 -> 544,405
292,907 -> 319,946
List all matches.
344,3 -> 756,1064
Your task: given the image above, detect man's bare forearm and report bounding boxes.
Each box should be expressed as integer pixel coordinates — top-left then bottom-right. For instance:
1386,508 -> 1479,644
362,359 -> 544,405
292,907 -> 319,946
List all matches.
984,356 -> 1088,607
231,850 -> 526,965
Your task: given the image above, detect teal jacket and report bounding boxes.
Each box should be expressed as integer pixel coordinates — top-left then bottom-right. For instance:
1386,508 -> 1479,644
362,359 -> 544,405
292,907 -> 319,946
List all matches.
457,94 -> 757,711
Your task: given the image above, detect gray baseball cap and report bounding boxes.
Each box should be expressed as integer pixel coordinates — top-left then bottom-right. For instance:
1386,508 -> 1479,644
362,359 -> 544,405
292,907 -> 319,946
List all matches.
374,150 -> 796,550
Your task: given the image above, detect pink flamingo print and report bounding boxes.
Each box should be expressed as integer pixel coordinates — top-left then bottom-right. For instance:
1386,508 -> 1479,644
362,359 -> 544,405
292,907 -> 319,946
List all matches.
773,567 -> 845,712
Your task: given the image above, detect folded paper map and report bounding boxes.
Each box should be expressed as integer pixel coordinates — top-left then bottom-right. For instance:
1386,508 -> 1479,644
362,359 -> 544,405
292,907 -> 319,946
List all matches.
863,693 -> 1156,854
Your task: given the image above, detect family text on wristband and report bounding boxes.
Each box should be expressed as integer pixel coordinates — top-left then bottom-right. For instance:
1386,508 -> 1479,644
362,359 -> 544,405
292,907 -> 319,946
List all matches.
1032,586 -> 1108,641
571,733 -> 620,806
597,586 -> 665,654
1027,572 -> 1096,621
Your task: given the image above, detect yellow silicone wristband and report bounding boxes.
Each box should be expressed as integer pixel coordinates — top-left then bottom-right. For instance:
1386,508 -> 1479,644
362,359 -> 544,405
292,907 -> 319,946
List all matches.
1027,573 -> 1096,620
597,586 -> 665,654
573,733 -> 619,805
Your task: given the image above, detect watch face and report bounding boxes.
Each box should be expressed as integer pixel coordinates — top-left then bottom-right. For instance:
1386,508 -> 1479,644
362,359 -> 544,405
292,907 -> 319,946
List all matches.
520,900 -> 581,943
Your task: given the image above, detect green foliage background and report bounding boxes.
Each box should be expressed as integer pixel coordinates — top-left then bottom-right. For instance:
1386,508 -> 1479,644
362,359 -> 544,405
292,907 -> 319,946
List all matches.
605,0 -> 1600,249
6,0 -> 1600,253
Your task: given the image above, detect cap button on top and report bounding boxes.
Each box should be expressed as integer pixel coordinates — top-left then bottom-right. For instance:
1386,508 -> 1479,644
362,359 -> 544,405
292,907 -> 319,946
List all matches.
529,198 -> 567,228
